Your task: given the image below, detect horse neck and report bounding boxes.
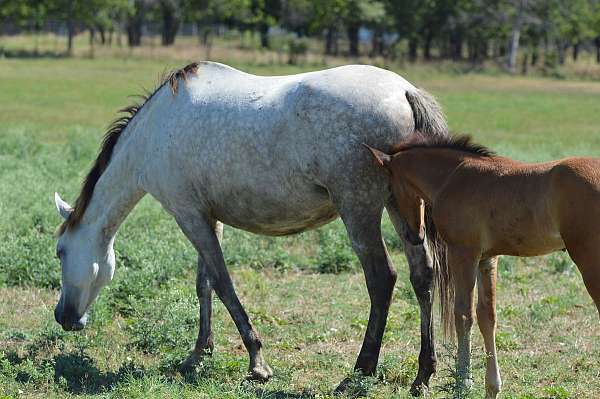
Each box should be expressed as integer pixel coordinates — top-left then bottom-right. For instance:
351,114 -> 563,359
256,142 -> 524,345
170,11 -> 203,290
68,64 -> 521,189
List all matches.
396,149 -> 467,203
79,131 -> 146,240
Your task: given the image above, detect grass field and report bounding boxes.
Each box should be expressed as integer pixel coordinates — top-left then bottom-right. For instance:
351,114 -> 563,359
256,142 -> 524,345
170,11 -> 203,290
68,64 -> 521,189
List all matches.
1,56 -> 599,398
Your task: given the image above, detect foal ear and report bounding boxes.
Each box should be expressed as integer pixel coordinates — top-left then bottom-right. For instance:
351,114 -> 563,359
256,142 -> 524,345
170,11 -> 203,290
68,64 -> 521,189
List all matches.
54,192 -> 73,220
363,143 -> 391,169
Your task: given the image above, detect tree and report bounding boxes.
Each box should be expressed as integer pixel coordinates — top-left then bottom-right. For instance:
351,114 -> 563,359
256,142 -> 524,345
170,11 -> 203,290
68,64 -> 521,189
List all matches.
343,0 -> 385,57
159,0 -> 183,45
506,0 -> 527,72
594,1 -> 600,63
126,0 -> 147,47
307,0 -> 345,55
550,0 -> 594,62
251,0 -> 281,48
185,0 -> 252,47
44,0 -> 126,54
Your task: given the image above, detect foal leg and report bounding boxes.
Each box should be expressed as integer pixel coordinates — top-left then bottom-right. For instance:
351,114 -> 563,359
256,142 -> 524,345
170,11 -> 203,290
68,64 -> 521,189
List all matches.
181,221 -> 223,372
449,248 -> 480,394
335,205 -> 397,390
476,257 -> 501,399
387,202 -> 437,395
176,215 -> 272,381
565,238 -> 600,316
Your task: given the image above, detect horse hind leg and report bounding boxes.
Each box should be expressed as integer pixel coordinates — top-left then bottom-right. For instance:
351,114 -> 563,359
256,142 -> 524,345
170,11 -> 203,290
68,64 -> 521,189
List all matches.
386,201 -> 437,396
565,238 -> 600,317
333,201 -> 397,392
476,257 -> 501,399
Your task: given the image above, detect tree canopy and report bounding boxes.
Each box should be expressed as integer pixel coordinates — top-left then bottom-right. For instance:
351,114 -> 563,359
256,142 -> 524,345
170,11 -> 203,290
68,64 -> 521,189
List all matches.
3,0 -> 600,67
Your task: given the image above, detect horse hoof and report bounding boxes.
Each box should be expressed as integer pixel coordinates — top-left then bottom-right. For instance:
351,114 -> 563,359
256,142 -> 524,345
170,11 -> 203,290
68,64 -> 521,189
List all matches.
179,352 -> 203,374
459,378 -> 473,389
334,377 -> 352,394
247,363 -> 273,382
409,380 -> 427,396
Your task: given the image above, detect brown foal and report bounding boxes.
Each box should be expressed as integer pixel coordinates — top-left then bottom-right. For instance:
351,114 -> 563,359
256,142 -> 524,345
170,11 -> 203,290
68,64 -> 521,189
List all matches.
366,135 -> 600,399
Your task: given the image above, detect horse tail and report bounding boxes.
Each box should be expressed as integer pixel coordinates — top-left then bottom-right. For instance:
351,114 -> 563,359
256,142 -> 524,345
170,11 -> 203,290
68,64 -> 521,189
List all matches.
405,88 -> 448,138
424,203 -> 454,338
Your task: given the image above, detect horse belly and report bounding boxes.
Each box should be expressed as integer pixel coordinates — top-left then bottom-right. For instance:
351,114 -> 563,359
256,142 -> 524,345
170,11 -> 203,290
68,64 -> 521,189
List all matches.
208,178 -> 338,236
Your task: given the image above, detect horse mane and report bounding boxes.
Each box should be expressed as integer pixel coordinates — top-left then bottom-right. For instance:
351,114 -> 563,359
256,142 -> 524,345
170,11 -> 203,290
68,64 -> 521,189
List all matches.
57,62 -> 199,235
396,133 -> 496,157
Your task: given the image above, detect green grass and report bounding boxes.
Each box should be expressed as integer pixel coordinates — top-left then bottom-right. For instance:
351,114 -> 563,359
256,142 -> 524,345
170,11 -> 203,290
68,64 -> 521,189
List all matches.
1,55 -> 599,398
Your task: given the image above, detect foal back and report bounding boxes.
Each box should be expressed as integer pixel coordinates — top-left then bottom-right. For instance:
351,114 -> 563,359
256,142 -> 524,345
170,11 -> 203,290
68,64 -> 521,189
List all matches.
551,157 -> 600,242
435,156 -> 600,258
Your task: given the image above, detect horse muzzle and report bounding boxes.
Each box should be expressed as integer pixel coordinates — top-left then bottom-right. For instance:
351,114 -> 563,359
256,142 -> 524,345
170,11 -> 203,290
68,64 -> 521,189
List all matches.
54,305 -> 88,331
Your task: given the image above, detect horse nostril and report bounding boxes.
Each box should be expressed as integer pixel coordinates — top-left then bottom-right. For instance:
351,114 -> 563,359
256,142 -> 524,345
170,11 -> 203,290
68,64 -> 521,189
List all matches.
54,307 -> 63,325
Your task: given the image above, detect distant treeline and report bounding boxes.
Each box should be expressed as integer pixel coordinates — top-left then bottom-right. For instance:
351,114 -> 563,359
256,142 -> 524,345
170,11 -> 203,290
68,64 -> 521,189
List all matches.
2,0 -> 600,69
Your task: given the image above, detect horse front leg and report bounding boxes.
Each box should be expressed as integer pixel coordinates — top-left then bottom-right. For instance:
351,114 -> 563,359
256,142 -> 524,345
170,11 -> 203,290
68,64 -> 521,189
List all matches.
335,205 -> 397,391
180,254 -> 214,372
176,216 -> 272,381
180,222 -> 222,372
386,201 -> 437,396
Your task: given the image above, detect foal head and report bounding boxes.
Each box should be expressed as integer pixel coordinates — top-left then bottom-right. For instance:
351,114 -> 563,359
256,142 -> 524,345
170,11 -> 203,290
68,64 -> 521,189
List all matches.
53,193 -> 116,331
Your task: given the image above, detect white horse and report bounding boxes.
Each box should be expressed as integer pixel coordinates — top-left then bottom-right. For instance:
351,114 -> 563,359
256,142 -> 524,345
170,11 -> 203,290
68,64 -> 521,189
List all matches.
53,61 -> 447,393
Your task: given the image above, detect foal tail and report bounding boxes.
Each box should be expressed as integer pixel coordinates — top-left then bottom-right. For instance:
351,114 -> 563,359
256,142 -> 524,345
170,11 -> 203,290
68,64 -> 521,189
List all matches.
424,203 -> 454,338
405,88 -> 448,138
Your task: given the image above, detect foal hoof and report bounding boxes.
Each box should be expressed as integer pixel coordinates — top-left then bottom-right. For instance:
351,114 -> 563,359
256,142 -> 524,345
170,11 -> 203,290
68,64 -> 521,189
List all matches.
247,363 -> 273,382
454,378 -> 473,398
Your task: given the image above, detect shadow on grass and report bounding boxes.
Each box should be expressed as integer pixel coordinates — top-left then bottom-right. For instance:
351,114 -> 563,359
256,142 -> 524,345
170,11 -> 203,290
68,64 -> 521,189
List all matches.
3,350 -> 144,394
53,352 -> 141,394
253,388 -> 317,399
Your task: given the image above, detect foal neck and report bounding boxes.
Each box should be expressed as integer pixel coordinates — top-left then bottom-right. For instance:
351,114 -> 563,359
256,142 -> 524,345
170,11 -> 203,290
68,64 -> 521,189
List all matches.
393,148 -> 469,203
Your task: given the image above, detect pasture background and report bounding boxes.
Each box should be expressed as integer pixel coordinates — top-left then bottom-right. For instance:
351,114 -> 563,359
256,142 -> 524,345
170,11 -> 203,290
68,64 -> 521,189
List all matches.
1,52 -> 600,398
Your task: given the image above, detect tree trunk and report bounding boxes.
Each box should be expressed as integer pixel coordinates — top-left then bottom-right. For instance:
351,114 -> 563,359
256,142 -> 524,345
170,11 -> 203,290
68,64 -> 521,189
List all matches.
370,28 -> 384,57
259,24 -> 269,48
507,0 -> 526,73
450,32 -> 462,61
89,27 -> 95,58
557,41 -> 567,65
347,24 -> 359,57
127,1 -> 144,47
67,19 -> 74,55
198,25 -> 211,46
325,27 -> 338,55
98,26 -> 106,45
408,38 -> 418,62
161,3 -> 179,46
521,52 -> 528,74
531,45 -> 538,65
423,32 -> 433,60
572,42 -> 580,61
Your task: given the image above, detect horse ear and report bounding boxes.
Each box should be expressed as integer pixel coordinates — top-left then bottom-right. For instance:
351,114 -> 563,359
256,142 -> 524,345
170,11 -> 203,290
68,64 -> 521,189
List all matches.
54,192 -> 73,220
363,143 -> 391,169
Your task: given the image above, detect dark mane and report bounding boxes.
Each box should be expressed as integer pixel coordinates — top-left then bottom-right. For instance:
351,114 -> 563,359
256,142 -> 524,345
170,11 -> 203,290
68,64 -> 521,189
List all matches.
396,133 -> 496,157
58,62 -> 199,235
